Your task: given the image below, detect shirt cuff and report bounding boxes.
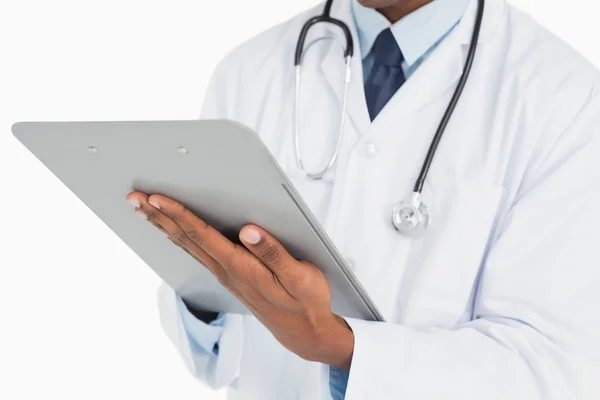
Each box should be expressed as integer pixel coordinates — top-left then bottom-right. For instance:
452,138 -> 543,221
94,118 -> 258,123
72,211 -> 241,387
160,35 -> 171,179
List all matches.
329,366 -> 350,400
176,295 -> 225,356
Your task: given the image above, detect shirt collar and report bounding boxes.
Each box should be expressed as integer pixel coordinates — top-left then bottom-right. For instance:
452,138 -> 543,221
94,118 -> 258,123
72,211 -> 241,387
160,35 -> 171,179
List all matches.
351,0 -> 471,66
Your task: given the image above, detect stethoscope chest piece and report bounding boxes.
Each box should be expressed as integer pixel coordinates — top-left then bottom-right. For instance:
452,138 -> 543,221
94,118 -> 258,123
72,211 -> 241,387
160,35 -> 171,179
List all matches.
391,192 -> 430,237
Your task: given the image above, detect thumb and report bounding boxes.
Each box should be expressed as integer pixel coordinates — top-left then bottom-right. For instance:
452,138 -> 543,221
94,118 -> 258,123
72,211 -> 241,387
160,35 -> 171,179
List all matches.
239,225 -> 295,277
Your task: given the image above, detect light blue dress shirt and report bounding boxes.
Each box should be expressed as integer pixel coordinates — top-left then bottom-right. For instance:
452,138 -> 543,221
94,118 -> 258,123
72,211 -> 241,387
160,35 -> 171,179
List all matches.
356,0 -> 469,81
177,0 -> 469,398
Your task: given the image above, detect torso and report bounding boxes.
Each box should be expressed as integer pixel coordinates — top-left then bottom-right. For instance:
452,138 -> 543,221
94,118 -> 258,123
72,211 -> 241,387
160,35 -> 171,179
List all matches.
213,1 -> 600,398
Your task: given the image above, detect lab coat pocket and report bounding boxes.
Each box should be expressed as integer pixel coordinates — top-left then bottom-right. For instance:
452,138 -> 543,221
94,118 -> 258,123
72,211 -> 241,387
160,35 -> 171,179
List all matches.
401,172 -> 506,328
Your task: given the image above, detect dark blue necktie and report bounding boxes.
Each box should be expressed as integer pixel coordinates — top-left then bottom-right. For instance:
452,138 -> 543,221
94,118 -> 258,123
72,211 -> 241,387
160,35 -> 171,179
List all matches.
364,28 -> 406,121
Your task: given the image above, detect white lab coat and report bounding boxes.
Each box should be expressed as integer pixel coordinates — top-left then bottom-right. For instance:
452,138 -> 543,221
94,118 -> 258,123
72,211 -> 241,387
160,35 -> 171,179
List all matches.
157,0 -> 600,398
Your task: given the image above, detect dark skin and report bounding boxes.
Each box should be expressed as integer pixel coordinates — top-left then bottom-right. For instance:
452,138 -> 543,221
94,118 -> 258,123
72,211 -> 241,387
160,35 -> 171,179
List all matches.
127,192 -> 354,370
128,0 -> 433,373
359,0 -> 433,23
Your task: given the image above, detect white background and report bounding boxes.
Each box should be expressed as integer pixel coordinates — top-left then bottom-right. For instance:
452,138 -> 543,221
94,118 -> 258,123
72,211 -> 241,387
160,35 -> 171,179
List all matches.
0,1 -> 597,399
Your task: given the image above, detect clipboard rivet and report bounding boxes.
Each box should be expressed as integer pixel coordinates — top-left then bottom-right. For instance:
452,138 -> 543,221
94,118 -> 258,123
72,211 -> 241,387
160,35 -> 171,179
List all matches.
88,146 -> 98,153
176,146 -> 188,155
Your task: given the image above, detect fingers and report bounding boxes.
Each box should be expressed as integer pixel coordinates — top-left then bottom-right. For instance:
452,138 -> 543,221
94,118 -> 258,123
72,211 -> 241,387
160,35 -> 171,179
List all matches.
147,194 -> 238,262
127,192 -> 169,235
145,194 -> 270,290
240,225 -> 313,297
146,195 -> 295,299
126,192 -> 227,282
130,193 -> 300,302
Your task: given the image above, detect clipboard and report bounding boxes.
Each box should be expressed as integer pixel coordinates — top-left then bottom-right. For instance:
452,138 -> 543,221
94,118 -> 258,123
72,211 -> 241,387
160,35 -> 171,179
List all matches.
12,119 -> 384,321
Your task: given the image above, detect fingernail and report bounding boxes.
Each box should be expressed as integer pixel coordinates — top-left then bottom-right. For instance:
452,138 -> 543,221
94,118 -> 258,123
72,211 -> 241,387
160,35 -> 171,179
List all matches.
241,227 -> 261,244
149,199 -> 160,209
135,209 -> 148,220
128,198 -> 140,208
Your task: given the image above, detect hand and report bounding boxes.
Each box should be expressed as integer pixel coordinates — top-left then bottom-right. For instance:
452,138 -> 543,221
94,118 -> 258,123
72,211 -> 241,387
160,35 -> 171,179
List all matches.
126,191 -> 355,370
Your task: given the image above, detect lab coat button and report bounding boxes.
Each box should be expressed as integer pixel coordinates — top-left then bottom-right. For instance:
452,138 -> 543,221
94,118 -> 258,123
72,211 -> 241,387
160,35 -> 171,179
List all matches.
363,142 -> 378,157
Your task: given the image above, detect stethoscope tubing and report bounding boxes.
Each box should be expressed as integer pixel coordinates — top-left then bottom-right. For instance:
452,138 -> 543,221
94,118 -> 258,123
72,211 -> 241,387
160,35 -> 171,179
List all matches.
293,0 -> 485,234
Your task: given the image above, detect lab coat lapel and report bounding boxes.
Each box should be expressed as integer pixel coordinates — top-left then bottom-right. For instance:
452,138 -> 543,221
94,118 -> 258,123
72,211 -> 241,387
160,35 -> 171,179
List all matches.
372,34 -> 463,129
370,0 -> 503,130
319,0 -> 371,136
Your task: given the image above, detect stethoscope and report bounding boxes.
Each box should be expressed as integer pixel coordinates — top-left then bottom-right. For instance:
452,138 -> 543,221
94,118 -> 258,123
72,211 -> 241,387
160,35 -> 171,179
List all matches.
293,0 -> 485,237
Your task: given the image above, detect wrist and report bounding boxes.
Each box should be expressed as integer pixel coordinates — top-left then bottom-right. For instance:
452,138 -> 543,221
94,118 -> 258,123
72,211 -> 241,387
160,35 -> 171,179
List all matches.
314,315 -> 354,370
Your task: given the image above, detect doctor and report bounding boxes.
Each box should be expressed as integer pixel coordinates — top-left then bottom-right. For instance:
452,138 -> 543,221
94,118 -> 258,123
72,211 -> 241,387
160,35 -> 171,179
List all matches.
127,0 -> 600,399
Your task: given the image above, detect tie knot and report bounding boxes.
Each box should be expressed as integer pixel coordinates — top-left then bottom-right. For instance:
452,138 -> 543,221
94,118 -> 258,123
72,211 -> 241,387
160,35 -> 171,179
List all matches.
372,28 -> 404,67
